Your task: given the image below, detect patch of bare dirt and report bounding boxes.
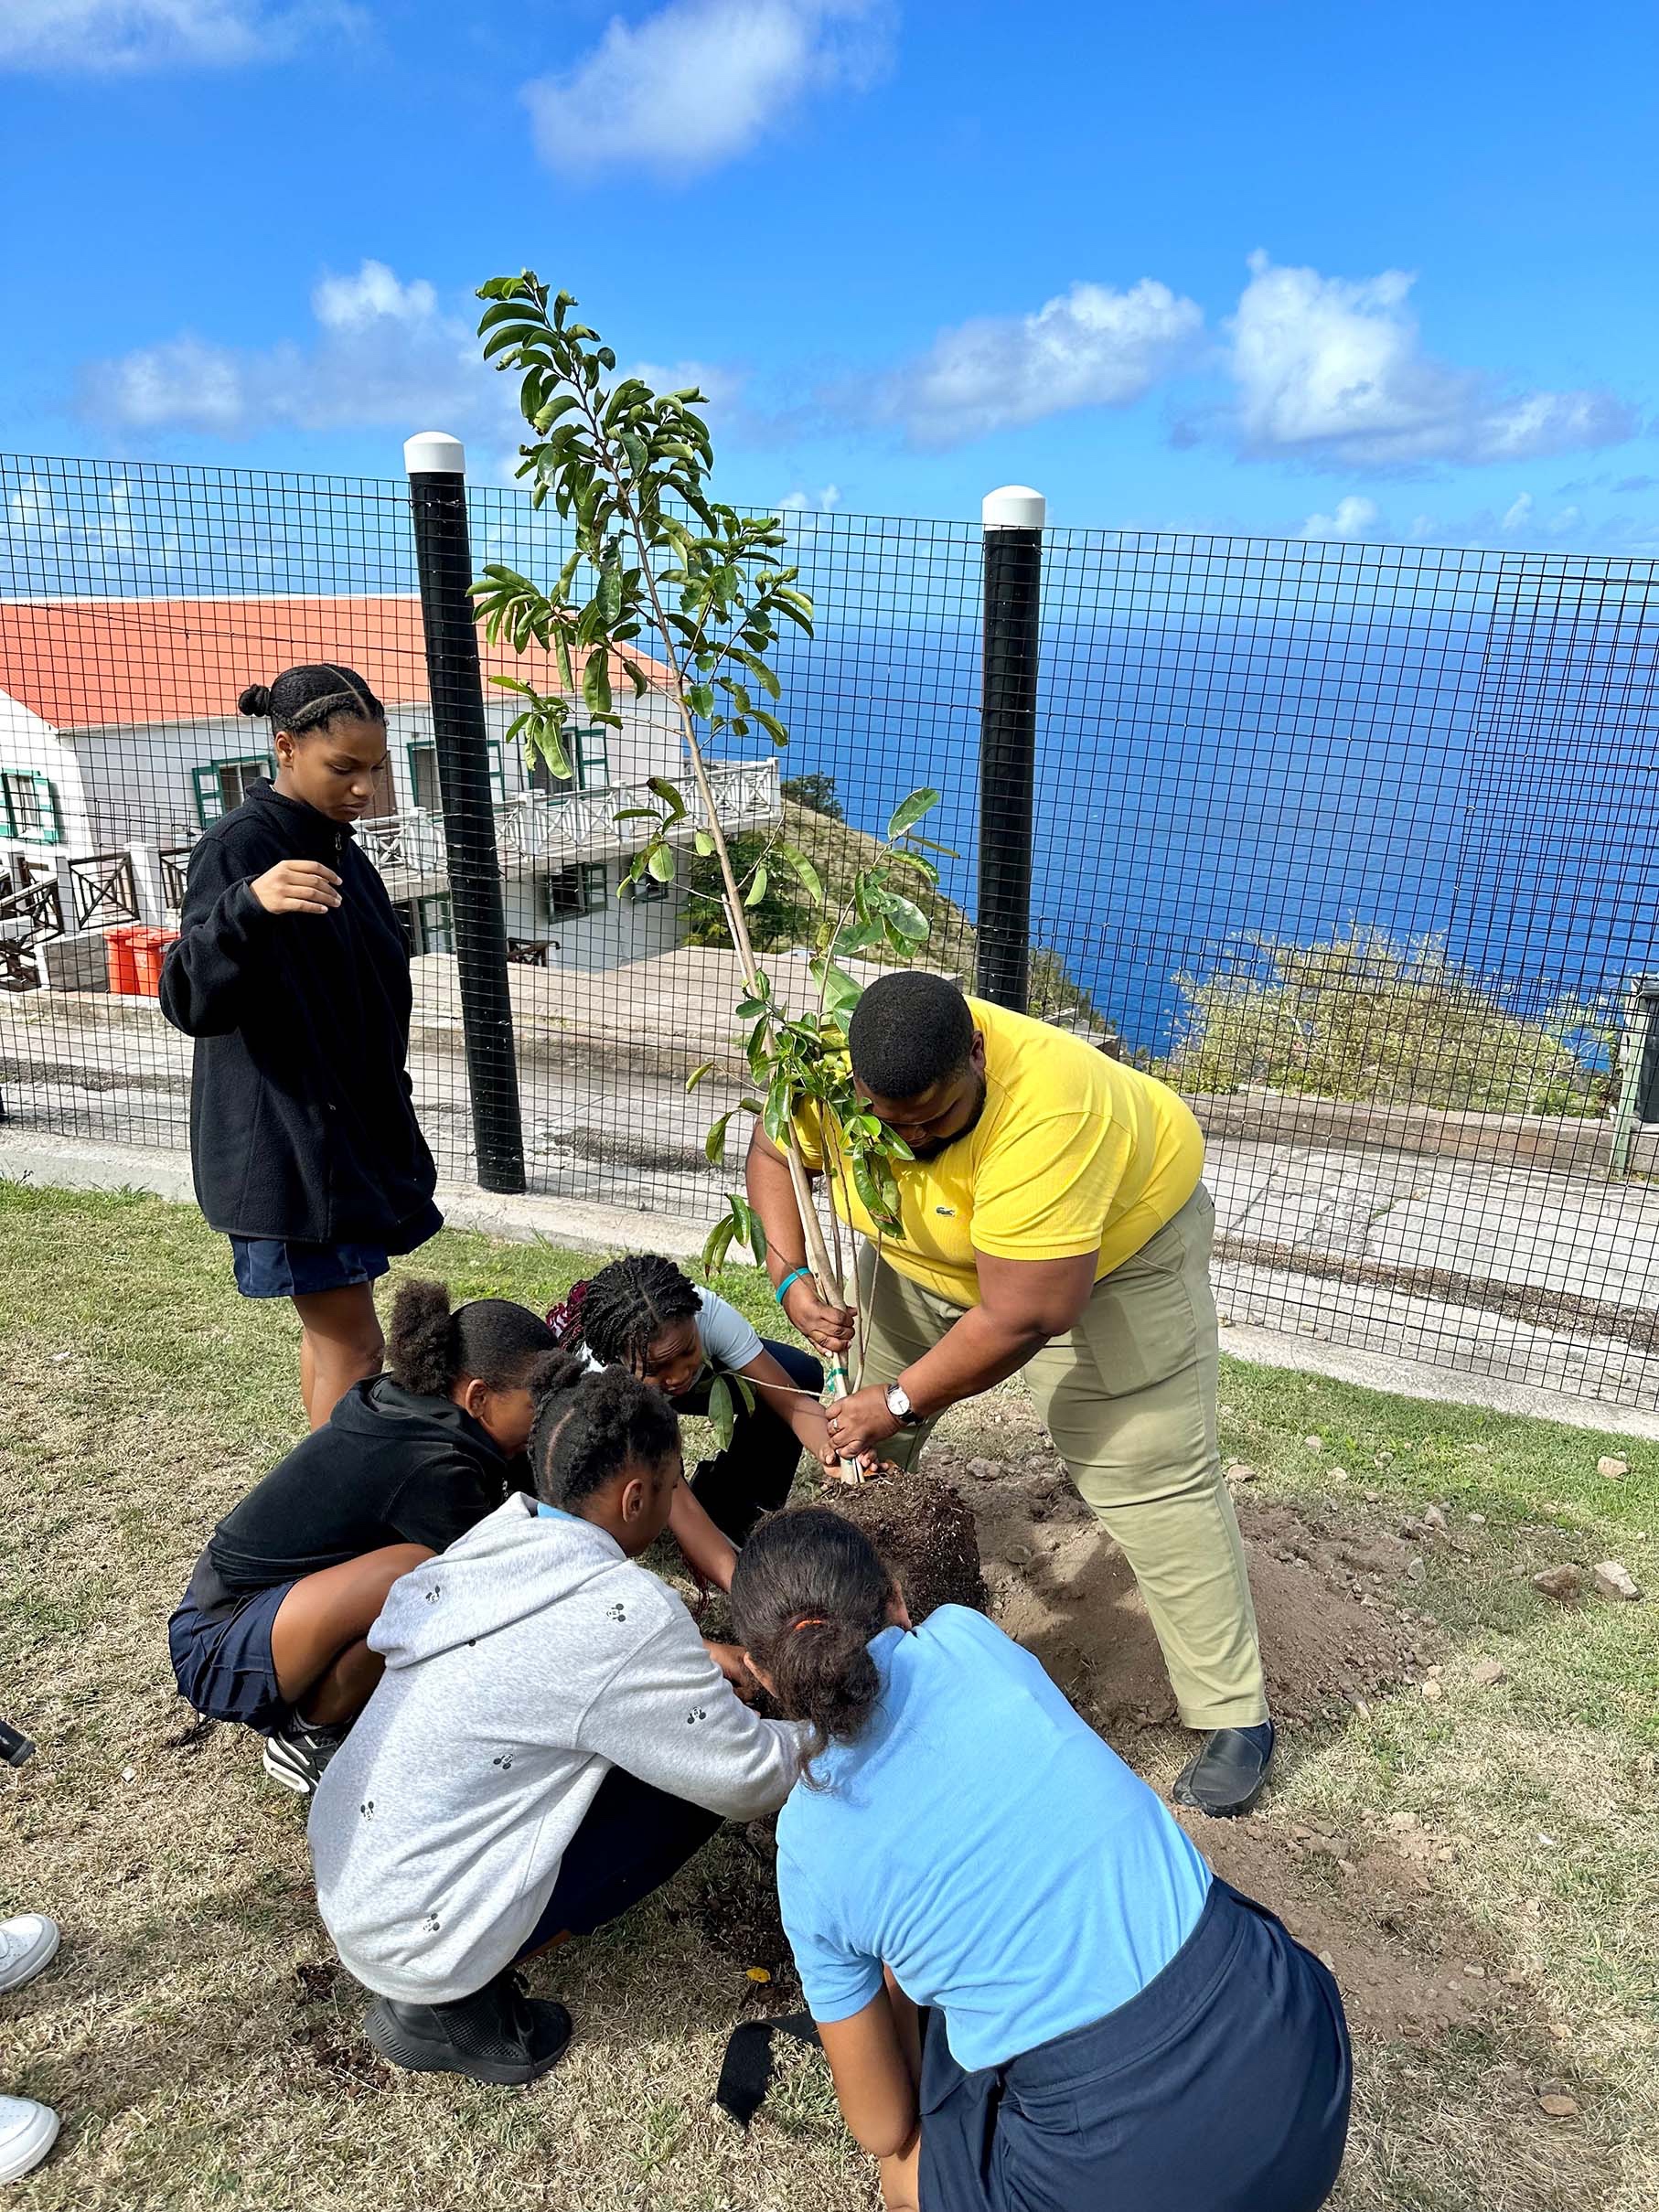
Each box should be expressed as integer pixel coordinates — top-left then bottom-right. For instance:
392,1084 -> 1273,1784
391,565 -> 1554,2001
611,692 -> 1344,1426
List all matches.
1189,1816 -> 1523,2042
926,1447 -> 1423,1726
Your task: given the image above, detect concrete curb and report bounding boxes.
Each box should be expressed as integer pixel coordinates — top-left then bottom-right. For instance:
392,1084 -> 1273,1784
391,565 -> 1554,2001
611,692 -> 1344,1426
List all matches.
3,1129 -> 1654,1440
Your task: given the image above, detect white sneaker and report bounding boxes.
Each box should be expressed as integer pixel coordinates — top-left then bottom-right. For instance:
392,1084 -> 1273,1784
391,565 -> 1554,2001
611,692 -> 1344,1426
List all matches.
0,1918 -> 59,1996
0,2096 -> 59,2184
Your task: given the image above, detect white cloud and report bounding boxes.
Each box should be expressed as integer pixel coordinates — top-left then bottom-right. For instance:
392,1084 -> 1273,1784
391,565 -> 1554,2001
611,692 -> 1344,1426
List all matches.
1502,492 -> 1534,531
1227,252 -> 1633,469
93,261 -> 498,440
775,483 -> 840,511
1299,495 -> 1379,540
875,279 -> 1204,449
0,0 -> 354,69
523,0 -> 891,179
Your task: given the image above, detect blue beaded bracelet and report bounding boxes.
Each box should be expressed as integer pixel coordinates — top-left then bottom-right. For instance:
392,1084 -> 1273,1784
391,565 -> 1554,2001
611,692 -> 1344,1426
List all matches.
775,1266 -> 811,1306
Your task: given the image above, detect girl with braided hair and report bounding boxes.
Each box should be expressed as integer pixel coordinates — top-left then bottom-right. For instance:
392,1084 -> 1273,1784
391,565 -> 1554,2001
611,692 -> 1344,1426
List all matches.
551,1253 -> 838,1565
161,664 -> 441,1426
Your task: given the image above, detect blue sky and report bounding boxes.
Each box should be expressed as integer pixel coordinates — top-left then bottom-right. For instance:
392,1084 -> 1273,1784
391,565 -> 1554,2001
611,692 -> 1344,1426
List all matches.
3,0 -> 1657,548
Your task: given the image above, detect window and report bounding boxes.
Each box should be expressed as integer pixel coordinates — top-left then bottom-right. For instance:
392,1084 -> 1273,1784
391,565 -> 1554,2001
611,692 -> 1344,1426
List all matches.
407,742 -> 507,811
408,743 -> 441,813
544,863 -> 609,920
1,771 -> 62,845
573,727 -> 610,793
193,756 -> 271,828
415,893 -> 455,954
628,871 -> 670,904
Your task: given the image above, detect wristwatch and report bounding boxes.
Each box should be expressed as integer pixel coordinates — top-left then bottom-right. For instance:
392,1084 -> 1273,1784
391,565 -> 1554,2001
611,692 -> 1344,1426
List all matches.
884,1382 -> 922,1427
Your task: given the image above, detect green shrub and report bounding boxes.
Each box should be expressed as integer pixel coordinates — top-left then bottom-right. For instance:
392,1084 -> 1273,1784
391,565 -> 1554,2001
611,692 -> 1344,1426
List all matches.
1170,929 -> 1615,1117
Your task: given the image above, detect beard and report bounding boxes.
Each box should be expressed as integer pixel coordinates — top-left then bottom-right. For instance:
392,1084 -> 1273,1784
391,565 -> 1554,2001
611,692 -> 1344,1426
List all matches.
904,1074 -> 989,1160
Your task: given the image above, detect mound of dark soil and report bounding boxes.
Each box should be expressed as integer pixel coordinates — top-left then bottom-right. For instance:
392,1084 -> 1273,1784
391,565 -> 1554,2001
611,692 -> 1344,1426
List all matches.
820,1464 -> 987,1621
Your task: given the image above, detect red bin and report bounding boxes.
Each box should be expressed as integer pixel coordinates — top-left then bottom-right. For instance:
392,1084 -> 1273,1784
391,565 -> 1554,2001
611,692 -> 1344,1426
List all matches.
133,928 -> 179,998
104,924 -> 151,997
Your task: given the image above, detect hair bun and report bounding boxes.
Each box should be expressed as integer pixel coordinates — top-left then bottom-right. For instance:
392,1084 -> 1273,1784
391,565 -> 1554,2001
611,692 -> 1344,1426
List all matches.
237,683 -> 273,718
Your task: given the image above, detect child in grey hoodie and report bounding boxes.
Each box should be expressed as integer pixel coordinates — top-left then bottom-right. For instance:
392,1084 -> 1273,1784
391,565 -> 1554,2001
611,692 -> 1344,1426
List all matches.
308,1354 -> 807,2085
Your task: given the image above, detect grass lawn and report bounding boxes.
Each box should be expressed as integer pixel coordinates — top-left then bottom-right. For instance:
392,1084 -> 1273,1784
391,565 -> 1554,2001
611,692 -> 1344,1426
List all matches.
0,1181 -> 1655,2211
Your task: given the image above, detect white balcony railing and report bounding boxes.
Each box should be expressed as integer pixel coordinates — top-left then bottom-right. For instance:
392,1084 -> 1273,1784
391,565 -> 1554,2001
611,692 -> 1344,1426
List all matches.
356,757 -> 780,883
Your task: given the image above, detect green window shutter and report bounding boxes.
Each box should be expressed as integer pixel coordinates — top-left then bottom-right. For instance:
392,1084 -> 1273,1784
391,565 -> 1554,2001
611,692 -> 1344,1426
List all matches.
0,775 -> 15,839
33,774 -> 62,845
574,727 -> 609,793
193,764 -> 224,827
580,861 -> 608,914
488,741 -> 508,804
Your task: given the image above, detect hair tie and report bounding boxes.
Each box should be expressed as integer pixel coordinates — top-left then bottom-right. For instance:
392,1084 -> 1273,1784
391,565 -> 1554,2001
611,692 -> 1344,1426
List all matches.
547,1280 -> 590,1343
792,1616 -> 830,1633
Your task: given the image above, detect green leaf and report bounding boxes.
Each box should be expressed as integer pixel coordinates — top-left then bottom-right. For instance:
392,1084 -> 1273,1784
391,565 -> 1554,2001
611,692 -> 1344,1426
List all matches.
701,1219 -> 735,1275
648,843 -> 676,883
581,650 -> 613,717
744,865 -> 769,908
647,775 -> 689,822
776,842 -> 824,905
707,1374 -> 736,1452
705,1111 -> 734,1162
694,830 -> 716,857
883,892 -> 930,943
685,1060 -> 715,1092
753,710 -> 789,748
686,683 -> 714,718
809,957 -> 864,1018
886,787 -> 941,839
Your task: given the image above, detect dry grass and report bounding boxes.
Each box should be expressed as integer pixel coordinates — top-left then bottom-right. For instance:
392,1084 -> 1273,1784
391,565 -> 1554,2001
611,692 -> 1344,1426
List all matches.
1,1182 -> 1655,2210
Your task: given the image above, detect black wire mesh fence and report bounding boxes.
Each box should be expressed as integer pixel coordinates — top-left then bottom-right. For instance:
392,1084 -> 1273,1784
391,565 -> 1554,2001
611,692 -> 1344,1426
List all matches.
3,452 -> 1658,1406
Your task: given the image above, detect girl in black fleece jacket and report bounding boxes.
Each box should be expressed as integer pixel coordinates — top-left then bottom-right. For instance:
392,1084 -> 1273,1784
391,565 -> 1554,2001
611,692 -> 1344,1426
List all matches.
169,1281 -> 561,1797
160,664 -> 441,1426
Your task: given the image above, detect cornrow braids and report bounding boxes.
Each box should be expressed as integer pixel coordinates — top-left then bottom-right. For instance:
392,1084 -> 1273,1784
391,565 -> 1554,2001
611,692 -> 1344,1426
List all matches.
573,1255 -> 701,1373
531,1362 -> 682,1511
237,661 -> 385,738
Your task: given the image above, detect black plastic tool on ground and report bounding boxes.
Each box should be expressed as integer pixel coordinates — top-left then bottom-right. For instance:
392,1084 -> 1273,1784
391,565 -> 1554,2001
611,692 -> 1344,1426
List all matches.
712,2012 -> 821,2128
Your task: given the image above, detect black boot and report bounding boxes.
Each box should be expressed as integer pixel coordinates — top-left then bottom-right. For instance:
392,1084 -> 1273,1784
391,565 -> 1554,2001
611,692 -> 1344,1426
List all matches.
1172,1721 -> 1276,1818
365,1969 -> 573,2085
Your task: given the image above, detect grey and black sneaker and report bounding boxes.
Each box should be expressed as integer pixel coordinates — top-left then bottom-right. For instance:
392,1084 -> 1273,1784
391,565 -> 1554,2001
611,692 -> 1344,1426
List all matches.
365,1969 -> 573,2086
262,1720 -> 348,1797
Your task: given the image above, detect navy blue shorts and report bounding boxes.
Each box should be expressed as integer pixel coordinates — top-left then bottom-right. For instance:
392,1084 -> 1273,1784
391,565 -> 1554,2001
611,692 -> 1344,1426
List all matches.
168,1581 -> 298,1735
230,1237 -> 392,1300
917,1878 -> 1351,2212
229,1200 -> 444,1299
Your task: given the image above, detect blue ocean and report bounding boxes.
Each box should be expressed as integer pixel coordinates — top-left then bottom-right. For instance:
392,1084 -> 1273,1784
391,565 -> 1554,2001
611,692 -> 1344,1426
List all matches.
770,595 -> 1659,1057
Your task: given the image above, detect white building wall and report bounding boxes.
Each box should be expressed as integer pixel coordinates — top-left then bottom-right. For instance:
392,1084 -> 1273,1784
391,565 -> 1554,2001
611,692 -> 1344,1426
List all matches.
0,689 -> 94,859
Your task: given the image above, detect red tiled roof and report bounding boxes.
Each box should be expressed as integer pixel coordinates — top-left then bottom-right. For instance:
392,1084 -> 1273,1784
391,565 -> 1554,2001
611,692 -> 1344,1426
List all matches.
0,594 -> 670,731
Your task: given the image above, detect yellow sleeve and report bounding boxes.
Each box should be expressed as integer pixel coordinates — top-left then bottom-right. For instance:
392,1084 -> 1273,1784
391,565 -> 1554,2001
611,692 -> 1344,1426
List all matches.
970,1110 -> 1129,1263
789,1101 -> 828,1173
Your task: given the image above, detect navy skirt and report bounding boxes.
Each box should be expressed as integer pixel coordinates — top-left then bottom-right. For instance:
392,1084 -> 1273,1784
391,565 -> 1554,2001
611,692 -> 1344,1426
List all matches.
918,1879 -> 1351,2212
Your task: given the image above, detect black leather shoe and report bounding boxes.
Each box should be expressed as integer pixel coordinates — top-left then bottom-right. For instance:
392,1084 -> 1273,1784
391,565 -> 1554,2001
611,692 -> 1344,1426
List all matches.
365,1969 -> 573,2084
1172,1721 -> 1276,1818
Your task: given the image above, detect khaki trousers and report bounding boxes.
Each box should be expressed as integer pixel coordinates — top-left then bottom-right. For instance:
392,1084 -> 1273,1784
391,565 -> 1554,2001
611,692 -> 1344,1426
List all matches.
856,1184 -> 1267,1730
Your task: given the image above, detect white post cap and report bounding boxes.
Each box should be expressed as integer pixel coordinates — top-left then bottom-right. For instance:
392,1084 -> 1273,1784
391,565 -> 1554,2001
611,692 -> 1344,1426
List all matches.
982,485 -> 1046,530
404,432 -> 466,477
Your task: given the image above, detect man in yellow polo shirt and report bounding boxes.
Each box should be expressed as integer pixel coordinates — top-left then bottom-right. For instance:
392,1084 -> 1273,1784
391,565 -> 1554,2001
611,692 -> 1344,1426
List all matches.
745,970 -> 1273,1817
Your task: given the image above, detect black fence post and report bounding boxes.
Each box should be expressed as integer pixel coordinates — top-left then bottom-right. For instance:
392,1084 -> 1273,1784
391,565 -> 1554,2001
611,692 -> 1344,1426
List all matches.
977,485 -> 1045,1012
403,432 -> 526,1195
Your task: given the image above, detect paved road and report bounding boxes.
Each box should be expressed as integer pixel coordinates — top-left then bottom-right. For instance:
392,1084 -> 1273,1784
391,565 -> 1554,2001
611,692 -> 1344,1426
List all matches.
5,989 -> 1656,1407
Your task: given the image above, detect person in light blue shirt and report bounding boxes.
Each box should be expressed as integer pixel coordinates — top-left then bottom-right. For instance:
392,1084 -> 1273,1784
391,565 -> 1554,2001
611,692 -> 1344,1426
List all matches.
732,1507 -> 1351,2212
